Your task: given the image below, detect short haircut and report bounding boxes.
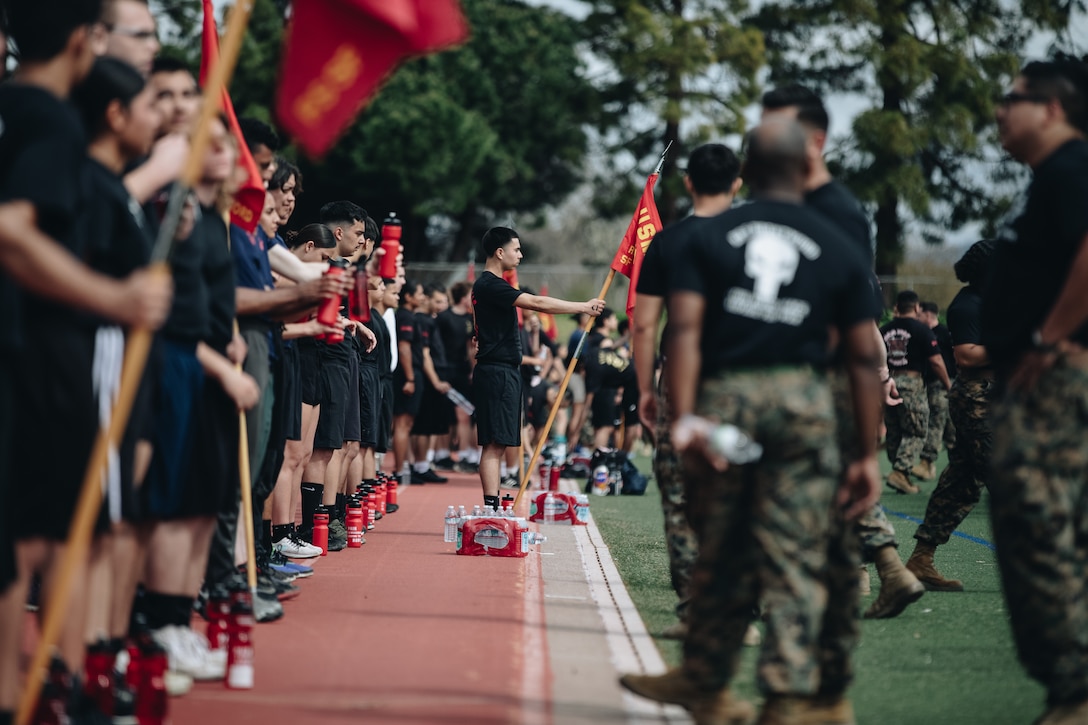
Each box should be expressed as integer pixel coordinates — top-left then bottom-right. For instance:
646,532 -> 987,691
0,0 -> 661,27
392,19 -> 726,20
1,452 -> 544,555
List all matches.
4,0 -> 103,62
238,116 -> 280,154
71,56 -> 145,137
449,281 -> 471,305
319,200 -> 366,228
761,84 -> 830,132
741,119 -> 807,193
285,223 -> 337,250
270,156 -> 302,195
920,301 -> 939,315
101,0 -> 148,25
481,227 -> 518,258
895,290 -> 920,314
423,283 -> 444,298
686,143 -> 740,196
953,239 -> 996,286
592,307 -> 615,330
363,216 -> 379,242
400,278 -> 421,304
1020,55 -> 1088,135
150,55 -> 190,76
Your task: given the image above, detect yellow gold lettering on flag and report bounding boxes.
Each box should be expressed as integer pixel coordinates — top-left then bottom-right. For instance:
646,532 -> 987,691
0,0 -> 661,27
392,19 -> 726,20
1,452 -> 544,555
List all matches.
293,45 -> 364,127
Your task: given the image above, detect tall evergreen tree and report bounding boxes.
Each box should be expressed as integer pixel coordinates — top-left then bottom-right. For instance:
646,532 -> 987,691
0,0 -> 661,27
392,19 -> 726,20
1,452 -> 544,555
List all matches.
752,0 -> 1083,278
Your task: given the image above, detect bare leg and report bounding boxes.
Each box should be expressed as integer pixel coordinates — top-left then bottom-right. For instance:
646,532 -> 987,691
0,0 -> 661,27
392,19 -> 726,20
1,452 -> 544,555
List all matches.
320,448 -> 346,506
85,536 -> 113,643
0,539 -> 49,710
360,447 -> 376,483
393,414 -> 414,472
341,441 -> 361,494
280,403 -> 320,525
109,522 -> 148,639
479,444 -> 506,499
40,540 -> 92,674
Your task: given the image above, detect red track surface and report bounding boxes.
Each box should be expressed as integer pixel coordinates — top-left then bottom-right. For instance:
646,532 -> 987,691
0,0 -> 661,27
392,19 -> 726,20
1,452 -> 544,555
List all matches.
173,472 -> 553,725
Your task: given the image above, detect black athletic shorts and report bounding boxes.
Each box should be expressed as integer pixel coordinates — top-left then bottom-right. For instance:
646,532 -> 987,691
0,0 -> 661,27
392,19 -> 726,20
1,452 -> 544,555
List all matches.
314,357 -> 350,450
282,342 -> 302,440
621,384 -> 640,427
449,373 -> 473,406
297,337 -> 322,407
472,363 -> 522,447
393,365 -> 424,417
524,379 -> 552,430
411,382 -> 453,436
359,362 -> 381,448
591,386 -> 621,429
179,381 -> 239,518
11,323 -> 105,540
377,376 -> 393,453
342,352 -> 361,443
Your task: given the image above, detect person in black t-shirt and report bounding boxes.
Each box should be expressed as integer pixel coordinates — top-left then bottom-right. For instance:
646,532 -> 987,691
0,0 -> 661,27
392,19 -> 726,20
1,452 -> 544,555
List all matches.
631,143 -> 741,638
436,281 -> 478,472
392,279 -> 425,481
409,285 -> 452,483
880,290 -> 950,495
917,300 -> 957,479
0,12 -> 172,714
470,227 -> 602,509
906,240 -> 997,593
981,58 -> 1088,723
620,119 -> 882,722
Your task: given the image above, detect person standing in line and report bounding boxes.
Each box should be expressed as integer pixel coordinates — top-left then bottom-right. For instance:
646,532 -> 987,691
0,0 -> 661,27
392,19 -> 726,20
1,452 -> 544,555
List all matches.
915,300 -> 957,481
470,226 -> 602,510
906,240 -> 996,592
981,56 -> 1088,725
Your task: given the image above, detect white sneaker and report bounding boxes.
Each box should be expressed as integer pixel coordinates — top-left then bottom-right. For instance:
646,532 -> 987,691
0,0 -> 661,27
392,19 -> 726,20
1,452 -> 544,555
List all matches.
152,625 -> 226,682
274,534 -> 322,558
499,475 -> 520,490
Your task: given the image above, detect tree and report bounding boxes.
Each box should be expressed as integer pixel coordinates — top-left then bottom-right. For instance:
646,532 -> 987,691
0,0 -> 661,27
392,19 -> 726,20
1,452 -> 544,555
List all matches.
752,0 -> 1083,278
583,0 -> 764,223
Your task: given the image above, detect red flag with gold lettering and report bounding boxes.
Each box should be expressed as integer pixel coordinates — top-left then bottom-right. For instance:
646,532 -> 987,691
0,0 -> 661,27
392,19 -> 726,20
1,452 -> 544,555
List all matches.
610,173 -> 663,320
276,0 -> 469,157
201,0 -> 265,232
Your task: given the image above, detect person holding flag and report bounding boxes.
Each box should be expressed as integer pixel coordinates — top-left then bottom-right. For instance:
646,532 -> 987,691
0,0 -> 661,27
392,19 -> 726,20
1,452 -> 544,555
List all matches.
470,227 -> 603,510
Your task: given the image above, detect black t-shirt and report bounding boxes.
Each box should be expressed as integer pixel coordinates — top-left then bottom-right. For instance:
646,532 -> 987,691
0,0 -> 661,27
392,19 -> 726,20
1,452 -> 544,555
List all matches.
669,200 -> 874,374
982,140 -> 1088,365
805,180 -> 884,319
365,307 -> 391,377
0,84 -> 87,349
933,323 -> 957,380
419,312 -> 449,374
471,271 -> 523,367
436,309 -> 473,378
880,317 -> 939,374
156,188 -> 207,343
200,205 -> 236,354
396,307 -> 424,370
947,286 -> 983,347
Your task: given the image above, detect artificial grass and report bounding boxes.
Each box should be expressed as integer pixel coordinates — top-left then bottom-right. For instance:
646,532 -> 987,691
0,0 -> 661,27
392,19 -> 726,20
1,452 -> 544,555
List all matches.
590,447 -> 1048,724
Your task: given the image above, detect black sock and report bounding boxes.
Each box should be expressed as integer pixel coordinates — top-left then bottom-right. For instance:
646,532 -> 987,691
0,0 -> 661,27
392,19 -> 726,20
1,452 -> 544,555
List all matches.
142,591 -> 192,630
272,523 -> 294,543
335,493 -> 347,521
483,495 -> 500,510
261,518 -> 272,549
0,709 -> 13,725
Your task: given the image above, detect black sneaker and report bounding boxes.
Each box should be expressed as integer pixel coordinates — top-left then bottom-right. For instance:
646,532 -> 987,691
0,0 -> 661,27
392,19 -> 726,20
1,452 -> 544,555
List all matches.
409,470 -> 427,484
327,519 -> 348,551
419,468 -> 448,484
454,460 -> 479,474
434,456 -> 456,471
385,503 -> 400,513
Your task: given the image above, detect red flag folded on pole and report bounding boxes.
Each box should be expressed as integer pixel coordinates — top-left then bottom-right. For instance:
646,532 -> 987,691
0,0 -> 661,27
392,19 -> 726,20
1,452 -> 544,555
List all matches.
610,173 -> 663,321
538,281 -> 558,341
201,0 -> 266,233
276,0 -> 470,157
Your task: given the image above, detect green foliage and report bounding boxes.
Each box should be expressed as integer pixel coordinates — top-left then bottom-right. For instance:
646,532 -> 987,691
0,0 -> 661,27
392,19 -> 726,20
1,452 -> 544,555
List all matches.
584,0 -> 765,223
751,0 -> 1069,275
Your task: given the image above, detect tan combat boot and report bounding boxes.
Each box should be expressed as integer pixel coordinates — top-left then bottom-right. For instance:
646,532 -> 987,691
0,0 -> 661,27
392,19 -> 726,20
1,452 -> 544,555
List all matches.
885,469 -> 919,495
863,545 -> 925,619
619,669 -> 754,724
1033,699 -> 1088,725
757,695 -> 855,725
906,542 -> 964,591
911,459 -> 937,481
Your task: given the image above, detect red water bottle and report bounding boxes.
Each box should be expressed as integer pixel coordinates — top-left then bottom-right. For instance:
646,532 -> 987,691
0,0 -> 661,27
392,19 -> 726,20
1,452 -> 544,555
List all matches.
379,213 -> 401,279
346,501 -> 364,548
317,259 -> 348,344
549,465 -> 561,492
34,655 -> 71,725
83,639 -> 116,718
312,509 -> 329,556
386,479 -> 398,508
206,584 -> 231,652
376,481 -> 387,515
135,634 -> 168,725
348,266 -> 371,323
538,463 -> 550,490
226,591 -> 255,690
366,489 -> 378,529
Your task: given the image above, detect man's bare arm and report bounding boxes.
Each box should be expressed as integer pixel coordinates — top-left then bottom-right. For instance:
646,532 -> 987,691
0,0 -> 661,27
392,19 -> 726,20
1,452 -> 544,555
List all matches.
516,293 -> 603,317
663,291 -> 705,420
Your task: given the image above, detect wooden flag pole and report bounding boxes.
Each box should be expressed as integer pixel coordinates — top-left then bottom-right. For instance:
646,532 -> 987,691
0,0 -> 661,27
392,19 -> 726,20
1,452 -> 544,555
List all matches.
513,269 -> 616,510
15,3 -> 255,722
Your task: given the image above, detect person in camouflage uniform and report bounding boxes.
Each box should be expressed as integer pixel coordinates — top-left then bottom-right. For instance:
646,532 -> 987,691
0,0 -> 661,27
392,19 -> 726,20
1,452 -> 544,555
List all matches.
916,301 -> 958,481
981,58 -> 1088,725
620,119 -> 882,725
906,241 -> 996,592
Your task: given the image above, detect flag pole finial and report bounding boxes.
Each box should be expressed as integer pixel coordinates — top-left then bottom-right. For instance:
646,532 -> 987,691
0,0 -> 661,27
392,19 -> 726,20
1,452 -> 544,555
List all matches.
653,140 -> 673,175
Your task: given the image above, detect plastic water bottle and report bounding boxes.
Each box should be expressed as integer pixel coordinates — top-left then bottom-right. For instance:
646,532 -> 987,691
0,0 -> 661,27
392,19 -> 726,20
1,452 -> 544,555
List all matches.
543,492 -> 555,524
444,506 -> 457,543
472,505 -> 482,517
554,435 -> 567,465
592,465 -> 609,496
710,424 -> 763,464
527,532 -> 547,545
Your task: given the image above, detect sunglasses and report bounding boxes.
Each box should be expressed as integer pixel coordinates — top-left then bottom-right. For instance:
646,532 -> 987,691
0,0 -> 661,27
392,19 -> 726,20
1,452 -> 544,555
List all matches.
997,91 -> 1051,107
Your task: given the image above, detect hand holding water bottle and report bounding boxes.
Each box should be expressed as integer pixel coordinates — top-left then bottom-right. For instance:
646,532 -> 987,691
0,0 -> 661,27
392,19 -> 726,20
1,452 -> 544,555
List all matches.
671,414 -> 762,471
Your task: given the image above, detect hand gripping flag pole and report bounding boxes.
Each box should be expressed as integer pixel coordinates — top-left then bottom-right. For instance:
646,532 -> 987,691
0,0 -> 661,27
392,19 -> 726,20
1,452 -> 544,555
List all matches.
513,143 -> 670,510
15,3 -> 256,722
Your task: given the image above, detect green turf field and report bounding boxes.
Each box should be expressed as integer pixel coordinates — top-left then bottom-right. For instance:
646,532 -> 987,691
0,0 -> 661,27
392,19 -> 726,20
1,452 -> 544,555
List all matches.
590,447 -> 1048,724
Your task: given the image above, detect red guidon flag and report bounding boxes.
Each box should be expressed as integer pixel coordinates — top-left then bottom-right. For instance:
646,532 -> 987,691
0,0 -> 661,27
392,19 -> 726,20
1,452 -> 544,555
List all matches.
610,173 -> 663,321
276,0 -> 470,157
201,0 -> 265,232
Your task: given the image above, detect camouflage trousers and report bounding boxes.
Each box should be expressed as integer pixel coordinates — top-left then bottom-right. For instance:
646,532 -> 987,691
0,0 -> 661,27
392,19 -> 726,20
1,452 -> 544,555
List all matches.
653,375 -> 698,619
922,380 -> 954,461
885,374 -> 928,474
991,357 -> 1088,706
830,368 -> 897,561
915,372 -> 994,546
682,367 -> 860,697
